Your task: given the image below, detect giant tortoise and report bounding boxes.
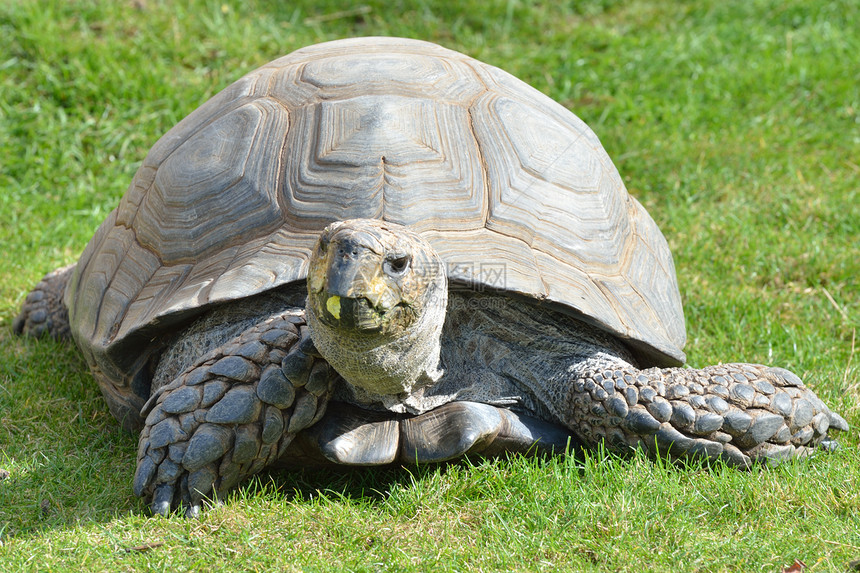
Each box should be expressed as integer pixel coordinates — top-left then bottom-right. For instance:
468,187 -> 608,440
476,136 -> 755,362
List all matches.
14,37 -> 847,517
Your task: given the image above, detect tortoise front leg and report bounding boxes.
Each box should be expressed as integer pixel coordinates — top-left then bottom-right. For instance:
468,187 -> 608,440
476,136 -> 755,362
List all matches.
13,264 -> 75,340
565,363 -> 848,466
133,308 -> 336,517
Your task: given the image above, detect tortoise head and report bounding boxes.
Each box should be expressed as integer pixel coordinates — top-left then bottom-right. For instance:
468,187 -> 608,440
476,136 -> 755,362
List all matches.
306,219 -> 448,397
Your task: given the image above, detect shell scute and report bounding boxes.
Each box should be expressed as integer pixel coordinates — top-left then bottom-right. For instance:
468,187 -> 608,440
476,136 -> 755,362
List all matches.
477,95 -> 630,268
138,99 -> 289,264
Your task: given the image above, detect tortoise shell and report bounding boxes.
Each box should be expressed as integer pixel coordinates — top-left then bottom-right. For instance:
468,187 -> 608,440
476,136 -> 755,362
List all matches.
65,37 -> 686,391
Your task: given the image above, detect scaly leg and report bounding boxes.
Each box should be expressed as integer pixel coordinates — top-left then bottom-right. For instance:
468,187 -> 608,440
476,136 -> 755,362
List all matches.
13,264 -> 75,340
133,308 -> 336,517
565,363 -> 848,466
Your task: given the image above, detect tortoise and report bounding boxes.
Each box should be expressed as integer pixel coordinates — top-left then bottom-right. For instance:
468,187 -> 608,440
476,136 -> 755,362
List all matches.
14,37 -> 848,517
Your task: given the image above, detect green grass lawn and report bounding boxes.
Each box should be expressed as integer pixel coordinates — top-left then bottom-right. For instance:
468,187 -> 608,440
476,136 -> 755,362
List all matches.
1,0 -> 858,570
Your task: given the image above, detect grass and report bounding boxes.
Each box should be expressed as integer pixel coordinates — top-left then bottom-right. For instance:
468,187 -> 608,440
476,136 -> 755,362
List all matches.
1,0 -> 858,570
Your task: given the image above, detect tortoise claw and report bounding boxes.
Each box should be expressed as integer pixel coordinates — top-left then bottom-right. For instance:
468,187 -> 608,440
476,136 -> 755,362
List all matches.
828,411 -> 849,433
184,504 -> 201,520
151,484 -> 175,516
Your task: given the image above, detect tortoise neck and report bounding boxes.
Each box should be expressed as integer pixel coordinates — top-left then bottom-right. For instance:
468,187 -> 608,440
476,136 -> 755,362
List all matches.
306,282 -> 447,398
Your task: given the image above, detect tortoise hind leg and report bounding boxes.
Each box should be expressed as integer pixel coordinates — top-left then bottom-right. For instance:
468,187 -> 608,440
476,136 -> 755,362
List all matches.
565,363 -> 848,467
133,309 -> 336,517
13,264 -> 75,340
14,264 -> 150,431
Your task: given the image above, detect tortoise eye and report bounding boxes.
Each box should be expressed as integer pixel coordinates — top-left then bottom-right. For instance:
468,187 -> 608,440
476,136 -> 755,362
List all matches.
383,255 -> 411,276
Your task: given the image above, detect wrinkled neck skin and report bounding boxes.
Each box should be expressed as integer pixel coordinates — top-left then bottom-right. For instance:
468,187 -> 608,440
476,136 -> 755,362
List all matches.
306,282 -> 447,409
305,219 -> 450,411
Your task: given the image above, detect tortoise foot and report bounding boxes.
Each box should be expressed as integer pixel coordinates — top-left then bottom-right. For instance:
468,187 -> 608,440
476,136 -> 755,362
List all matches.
133,309 -> 335,516
566,363 -> 848,467
13,264 -> 75,340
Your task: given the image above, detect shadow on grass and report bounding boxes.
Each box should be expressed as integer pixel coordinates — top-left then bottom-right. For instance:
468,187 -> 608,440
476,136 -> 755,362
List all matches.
262,450 -> 574,505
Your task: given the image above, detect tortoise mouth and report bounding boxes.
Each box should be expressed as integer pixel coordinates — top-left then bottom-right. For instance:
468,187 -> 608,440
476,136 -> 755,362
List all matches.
313,291 -> 416,335
317,294 -> 385,332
